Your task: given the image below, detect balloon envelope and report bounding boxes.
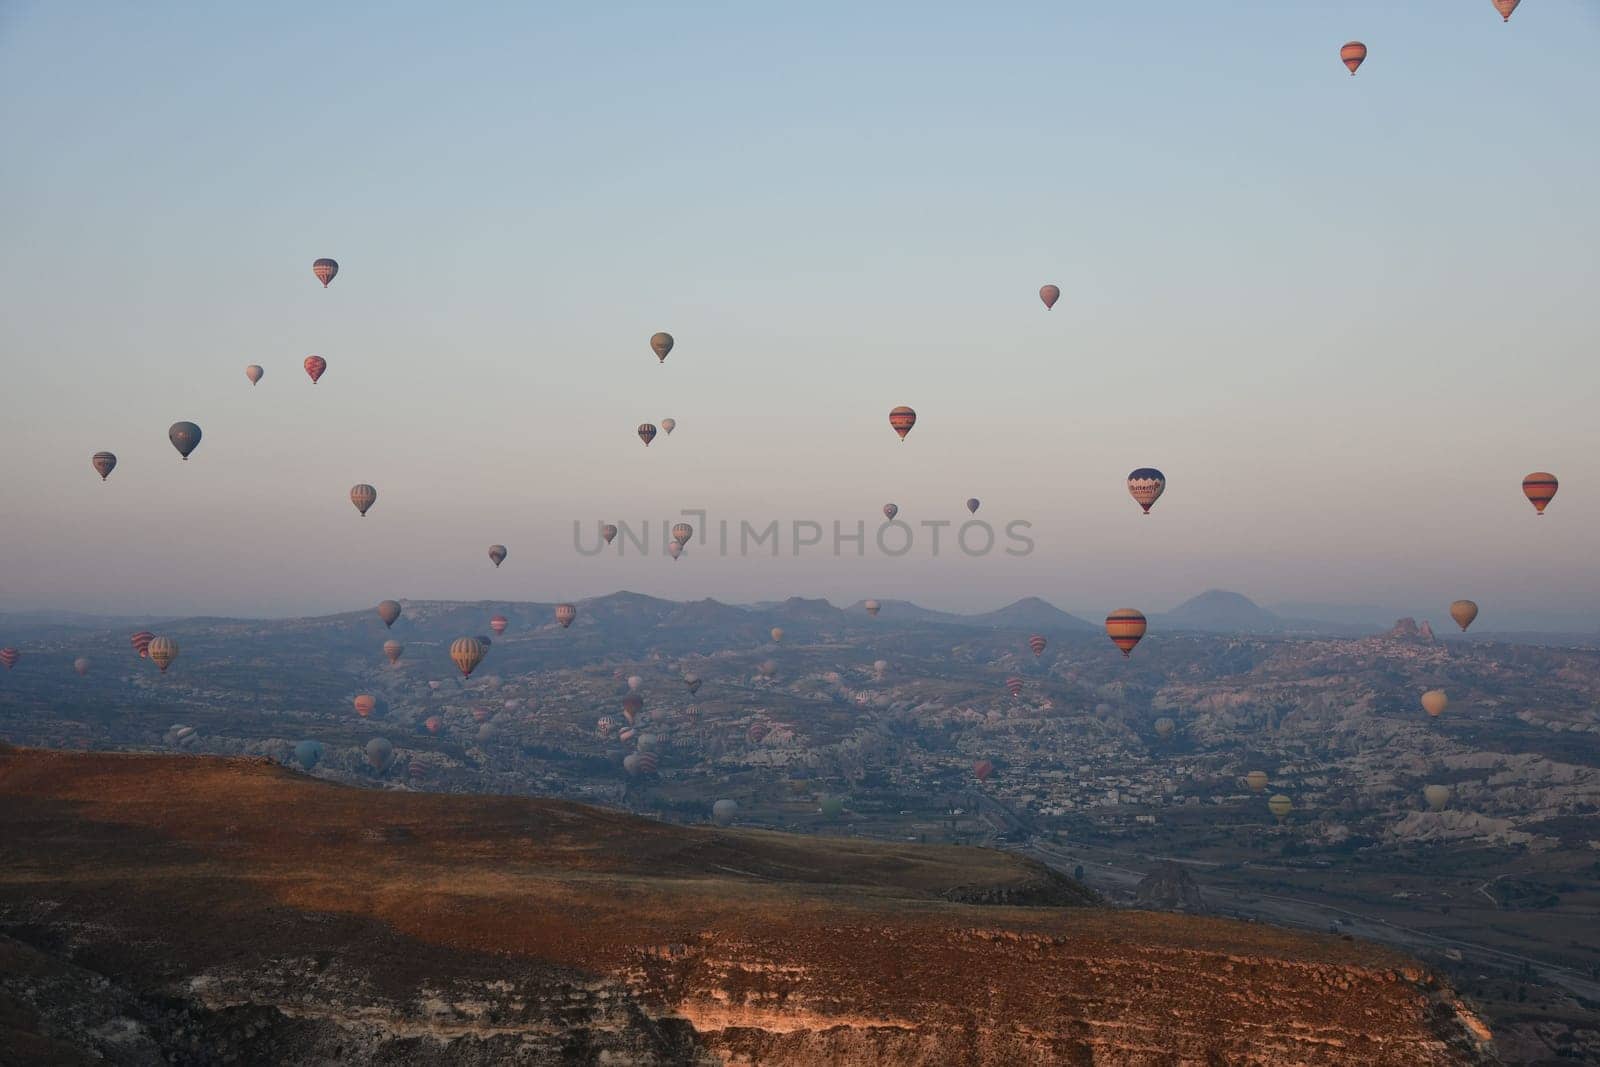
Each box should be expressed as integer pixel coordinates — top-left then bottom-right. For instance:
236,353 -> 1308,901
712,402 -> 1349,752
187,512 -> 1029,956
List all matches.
770,627 -> 784,643
365,737 -> 393,771
383,640 -> 403,664
303,355 -> 327,384
350,484 -> 377,516
1522,472 -> 1558,514
1039,284 -> 1060,310
555,603 -> 577,628
661,418 -> 676,435
1268,794 -> 1293,820
1492,0 -> 1520,21
312,258 -> 338,286
638,423 -> 657,446
1340,41 -> 1367,74
450,637 -> 486,678
1449,600 -> 1479,632
168,422 -> 202,460
74,657 -> 90,676
91,452 -> 117,481
245,364 -> 263,385
490,615 -> 508,635
650,332 -> 674,363
1424,784 -> 1452,811
377,600 -> 402,628
888,406 -> 917,441
488,544 -> 507,567
966,498 -> 980,514
882,503 -> 898,521
1422,690 -> 1448,717
1127,468 -> 1166,514
601,524 -> 618,544
1245,771 -> 1269,793
1105,609 -> 1148,657
712,799 -> 738,826
294,740 -> 323,771
147,636 -> 179,672
864,599 -> 881,616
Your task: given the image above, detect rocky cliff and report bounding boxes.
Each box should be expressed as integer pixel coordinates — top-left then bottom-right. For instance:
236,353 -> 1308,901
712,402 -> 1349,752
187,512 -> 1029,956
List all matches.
0,747 -> 1494,1065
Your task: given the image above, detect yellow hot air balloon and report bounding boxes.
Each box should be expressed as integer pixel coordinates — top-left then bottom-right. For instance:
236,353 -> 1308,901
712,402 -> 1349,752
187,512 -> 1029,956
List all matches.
147,636 -> 179,673
1423,784 -> 1451,811
1449,600 -> 1479,632
450,636 -> 486,678
1267,794 -> 1292,821
1421,690 -> 1448,717
1245,770 -> 1269,793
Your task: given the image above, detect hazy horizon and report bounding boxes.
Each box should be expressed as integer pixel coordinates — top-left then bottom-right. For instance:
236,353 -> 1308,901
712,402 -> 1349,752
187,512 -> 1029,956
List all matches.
4,3 -> 1597,623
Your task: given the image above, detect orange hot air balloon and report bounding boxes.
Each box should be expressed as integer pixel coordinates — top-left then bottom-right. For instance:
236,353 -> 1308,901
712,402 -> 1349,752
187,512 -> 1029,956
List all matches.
147,636 -> 179,672
770,627 -> 784,644
1492,0 -> 1519,21
1421,690 -> 1448,717
91,452 -> 117,481
450,636 -> 485,678
1005,676 -> 1024,699
1340,41 -> 1367,75
555,603 -> 577,628
1449,600 -> 1479,632
864,599 -> 881,616
377,600 -> 402,628
1039,284 -> 1060,310
667,542 -> 683,560
131,631 -> 154,659
650,332 -> 674,364
888,406 -> 917,441
1105,609 -> 1148,658
973,759 -> 995,782
350,484 -> 377,516
638,423 -> 657,446
383,639 -> 403,664
601,524 -> 618,545
1522,472 -> 1557,515
490,615 -> 508,635
354,694 -> 377,718
1028,635 -> 1047,657
312,258 -> 338,287
303,355 -> 327,384
424,715 -> 442,734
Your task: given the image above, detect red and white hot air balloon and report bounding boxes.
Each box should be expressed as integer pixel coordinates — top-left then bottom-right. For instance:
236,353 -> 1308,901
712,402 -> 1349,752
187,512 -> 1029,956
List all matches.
303,355 -> 327,384
312,258 -> 338,287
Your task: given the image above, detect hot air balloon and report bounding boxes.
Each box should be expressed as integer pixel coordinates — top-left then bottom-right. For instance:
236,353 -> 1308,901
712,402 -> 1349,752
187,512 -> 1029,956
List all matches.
1006,676 -> 1024,699
596,715 -> 615,737
1106,609 -> 1148,658
638,751 -> 659,774
619,725 -> 638,743
819,796 -> 845,820
131,631 -> 154,659
873,659 -> 888,677
888,406 -> 917,441
622,694 -> 644,725
245,364 -> 263,385
168,422 -> 202,460
1267,794 -> 1293,821
472,706 -> 493,724
147,636 -> 178,672
377,600 -> 402,628
555,603 -> 577,628
303,355 -> 327,384
1028,635 -> 1047,657
966,498 -> 980,514
622,753 -> 641,775
74,657 -> 90,676
408,759 -> 429,780
662,418 -> 676,435
294,740 -> 323,771
638,423 -> 657,446
476,634 -> 493,652
882,503 -> 899,521
424,715 -> 442,734
684,674 -> 702,694
667,542 -> 683,560
1422,690 -> 1448,717
450,637 -> 485,679
1424,784 -> 1451,811
864,599 -> 881,616
0,648 -> 18,670
1492,0 -> 1520,22
1522,472 -> 1558,515
747,722 -> 771,744
350,484 -> 377,516
1039,284 -> 1060,310
488,545 -> 507,568
601,524 -> 618,545
490,615 -> 508,635
671,523 -> 693,547
91,452 -> 117,481
1340,41 -> 1367,75
354,694 -> 377,718
627,674 -> 643,692
1449,600 -> 1479,632
712,799 -> 738,826
312,258 -> 339,287
971,758 -> 995,782
365,737 -> 393,772
1245,770 -> 1269,793
380,639 -> 402,665
770,627 -> 784,644
650,332 -> 674,364
1154,717 -> 1175,739
1127,468 -> 1166,514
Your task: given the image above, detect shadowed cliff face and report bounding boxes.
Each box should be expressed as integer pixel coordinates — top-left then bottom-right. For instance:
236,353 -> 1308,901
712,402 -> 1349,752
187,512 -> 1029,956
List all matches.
0,748 -> 1492,1065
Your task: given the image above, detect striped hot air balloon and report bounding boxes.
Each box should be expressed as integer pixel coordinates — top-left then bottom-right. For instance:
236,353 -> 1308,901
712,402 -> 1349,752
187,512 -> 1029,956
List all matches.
601,524 -> 618,545
1005,676 -> 1024,699
450,637 -> 485,678
671,523 -> 693,547
1105,609 -> 1148,658
555,603 -> 577,628
1340,41 -> 1367,75
1245,770 -> 1269,793
638,423 -> 657,446
147,636 -> 179,672
650,332 -> 674,364
350,484 -> 377,516
1039,284 -> 1060,310
1028,635 -> 1047,657
312,258 -> 338,287
131,631 -> 154,659
747,722 -> 771,744
973,759 -> 995,782
0,648 -> 18,670
1154,717 -> 1175,739
303,355 -> 327,384
1492,0 -> 1520,22
1127,468 -> 1165,514
1449,600 -> 1479,632
245,364 -> 263,385
377,600 -> 402,628
1268,794 -> 1293,821
353,694 -> 377,718
91,452 -> 117,481
888,406 -> 917,441
1522,472 -> 1558,515
489,614 -> 508,635
488,544 -> 507,568
596,715 -> 615,737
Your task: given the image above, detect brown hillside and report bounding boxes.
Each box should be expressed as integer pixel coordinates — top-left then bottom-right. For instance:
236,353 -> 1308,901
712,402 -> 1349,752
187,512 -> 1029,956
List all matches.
0,747 -> 1492,1065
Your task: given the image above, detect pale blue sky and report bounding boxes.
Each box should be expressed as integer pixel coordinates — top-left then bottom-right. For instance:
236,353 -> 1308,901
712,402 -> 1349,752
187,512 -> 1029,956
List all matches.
2,2 -> 1597,625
